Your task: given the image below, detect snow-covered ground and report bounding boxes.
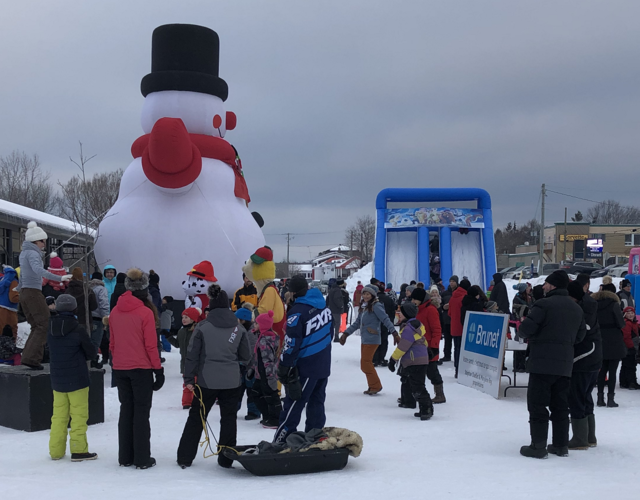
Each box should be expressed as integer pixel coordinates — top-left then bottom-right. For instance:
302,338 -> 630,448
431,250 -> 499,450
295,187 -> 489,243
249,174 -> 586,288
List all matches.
2,336 -> 639,500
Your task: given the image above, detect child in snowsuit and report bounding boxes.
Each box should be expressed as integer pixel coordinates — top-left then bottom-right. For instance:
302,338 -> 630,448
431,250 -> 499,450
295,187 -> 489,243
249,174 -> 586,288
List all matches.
620,306 -> 639,389
235,304 -> 261,421
251,310 -> 282,428
48,294 -> 98,461
41,253 -> 67,299
388,302 -> 434,420
0,266 -> 20,340
168,307 -> 201,409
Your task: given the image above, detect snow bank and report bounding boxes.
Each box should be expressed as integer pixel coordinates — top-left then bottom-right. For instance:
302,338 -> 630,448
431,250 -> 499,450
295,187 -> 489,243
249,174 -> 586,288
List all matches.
345,262 -> 373,294
504,276 -> 624,308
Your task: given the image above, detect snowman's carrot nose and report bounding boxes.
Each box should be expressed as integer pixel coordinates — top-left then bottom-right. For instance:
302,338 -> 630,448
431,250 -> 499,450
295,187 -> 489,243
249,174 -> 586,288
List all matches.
142,117 -> 202,189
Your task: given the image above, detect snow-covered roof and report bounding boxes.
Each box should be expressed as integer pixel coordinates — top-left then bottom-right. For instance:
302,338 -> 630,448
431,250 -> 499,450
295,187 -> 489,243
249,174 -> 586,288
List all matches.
337,256 -> 361,269
330,245 -> 351,252
0,199 -> 96,238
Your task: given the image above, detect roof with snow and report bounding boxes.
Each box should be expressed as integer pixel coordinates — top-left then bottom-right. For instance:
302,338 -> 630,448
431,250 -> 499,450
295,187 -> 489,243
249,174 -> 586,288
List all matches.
330,245 -> 351,252
0,199 -> 96,239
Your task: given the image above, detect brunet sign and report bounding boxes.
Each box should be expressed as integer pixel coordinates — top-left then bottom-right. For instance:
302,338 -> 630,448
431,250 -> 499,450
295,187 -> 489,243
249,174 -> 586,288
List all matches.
458,311 -> 508,399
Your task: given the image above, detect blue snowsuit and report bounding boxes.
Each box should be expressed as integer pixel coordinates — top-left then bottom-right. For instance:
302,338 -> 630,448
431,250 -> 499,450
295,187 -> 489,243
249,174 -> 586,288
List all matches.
274,288 -> 332,444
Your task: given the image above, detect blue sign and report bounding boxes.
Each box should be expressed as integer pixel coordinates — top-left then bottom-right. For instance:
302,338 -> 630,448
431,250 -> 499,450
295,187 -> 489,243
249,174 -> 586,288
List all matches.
464,312 -> 506,359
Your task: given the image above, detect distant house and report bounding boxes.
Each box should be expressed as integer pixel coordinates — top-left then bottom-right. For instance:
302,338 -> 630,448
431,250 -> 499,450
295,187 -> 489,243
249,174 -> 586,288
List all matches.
313,255 -> 361,280
288,263 -> 313,280
0,199 -> 95,269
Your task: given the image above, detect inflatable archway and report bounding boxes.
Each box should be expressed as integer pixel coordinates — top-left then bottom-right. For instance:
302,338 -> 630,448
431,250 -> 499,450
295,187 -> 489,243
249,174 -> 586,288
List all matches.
374,188 -> 497,290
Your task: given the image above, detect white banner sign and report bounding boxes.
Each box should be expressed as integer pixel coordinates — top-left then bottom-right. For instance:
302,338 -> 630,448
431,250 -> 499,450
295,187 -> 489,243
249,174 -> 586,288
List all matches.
457,311 -> 509,399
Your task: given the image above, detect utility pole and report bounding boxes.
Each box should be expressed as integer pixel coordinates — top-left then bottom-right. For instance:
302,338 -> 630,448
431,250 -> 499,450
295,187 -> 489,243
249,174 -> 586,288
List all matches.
563,207 -> 567,262
286,233 -> 291,264
539,183 -> 546,270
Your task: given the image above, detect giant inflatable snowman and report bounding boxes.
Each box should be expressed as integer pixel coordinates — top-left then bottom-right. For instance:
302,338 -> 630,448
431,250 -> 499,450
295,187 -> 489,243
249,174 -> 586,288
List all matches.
94,24 -> 265,298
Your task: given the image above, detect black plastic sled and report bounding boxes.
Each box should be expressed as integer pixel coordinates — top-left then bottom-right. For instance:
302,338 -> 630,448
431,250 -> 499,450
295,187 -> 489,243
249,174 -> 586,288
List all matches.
223,445 -> 350,476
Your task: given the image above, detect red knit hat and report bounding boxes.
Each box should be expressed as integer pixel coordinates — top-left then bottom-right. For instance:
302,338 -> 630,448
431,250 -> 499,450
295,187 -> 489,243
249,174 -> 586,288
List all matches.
623,306 -> 635,314
256,310 -> 274,334
250,246 -> 274,265
187,260 -> 217,282
182,307 -> 202,324
49,252 -> 64,269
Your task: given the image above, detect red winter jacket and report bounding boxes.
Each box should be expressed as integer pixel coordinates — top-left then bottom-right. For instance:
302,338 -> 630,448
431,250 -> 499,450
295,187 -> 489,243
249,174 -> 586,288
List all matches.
109,291 -> 161,371
448,286 -> 467,337
622,318 -> 639,349
416,300 -> 442,361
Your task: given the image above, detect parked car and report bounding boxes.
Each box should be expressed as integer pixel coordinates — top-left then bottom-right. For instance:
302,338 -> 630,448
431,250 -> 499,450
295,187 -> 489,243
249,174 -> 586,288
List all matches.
499,266 -> 517,277
504,266 -> 532,280
608,264 -> 629,278
311,280 -> 328,294
542,263 -> 560,274
562,261 -> 604,276
590,265 -> 616,278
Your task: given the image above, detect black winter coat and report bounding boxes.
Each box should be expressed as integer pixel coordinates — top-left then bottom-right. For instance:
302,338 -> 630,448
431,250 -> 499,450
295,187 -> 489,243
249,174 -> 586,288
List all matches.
573,293 -> 602,372
377,292 -> 397,335
327,286 -> 344,314
518,289 -> 586,377
460,295 -> 485,325
592,290 -> 626,361
110,283 -> 127,311
47,312 -> 96,393
491,274 -> 511,315
441,287 -> 454,325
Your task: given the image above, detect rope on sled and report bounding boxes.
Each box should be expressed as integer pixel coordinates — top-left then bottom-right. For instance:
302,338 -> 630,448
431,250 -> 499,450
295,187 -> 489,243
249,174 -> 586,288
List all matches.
194,384 -> 241,458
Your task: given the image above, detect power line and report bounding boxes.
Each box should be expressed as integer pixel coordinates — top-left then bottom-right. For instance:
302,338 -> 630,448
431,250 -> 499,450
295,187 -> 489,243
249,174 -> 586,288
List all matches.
545,189 -> 614,206
263,231 -> 344,236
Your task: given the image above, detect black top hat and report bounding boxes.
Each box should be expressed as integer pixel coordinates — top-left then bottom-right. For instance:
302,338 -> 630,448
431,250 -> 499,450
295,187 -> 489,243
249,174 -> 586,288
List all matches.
141,24 -> 229,101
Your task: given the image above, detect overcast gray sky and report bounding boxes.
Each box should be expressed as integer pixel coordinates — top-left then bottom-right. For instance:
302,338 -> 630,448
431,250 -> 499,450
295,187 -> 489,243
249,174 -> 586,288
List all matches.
1,1 -> 639,261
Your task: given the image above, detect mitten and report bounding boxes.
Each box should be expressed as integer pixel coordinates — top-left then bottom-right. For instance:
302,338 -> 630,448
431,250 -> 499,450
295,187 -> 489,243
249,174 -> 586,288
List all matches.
152,368 -> 165,391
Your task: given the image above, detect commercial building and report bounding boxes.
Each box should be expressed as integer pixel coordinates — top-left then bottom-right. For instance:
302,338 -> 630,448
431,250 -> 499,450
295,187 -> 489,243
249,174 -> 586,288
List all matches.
543,222 -> 639,264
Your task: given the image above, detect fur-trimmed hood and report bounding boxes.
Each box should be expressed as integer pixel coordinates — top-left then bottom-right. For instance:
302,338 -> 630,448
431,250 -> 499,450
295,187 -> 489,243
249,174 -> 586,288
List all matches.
88,278 -> 105,289
591,290 -> 620,304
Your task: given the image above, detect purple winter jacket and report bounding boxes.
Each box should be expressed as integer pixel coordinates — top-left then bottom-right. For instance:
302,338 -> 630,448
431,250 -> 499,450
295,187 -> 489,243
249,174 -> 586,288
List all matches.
390,319 -> 430,368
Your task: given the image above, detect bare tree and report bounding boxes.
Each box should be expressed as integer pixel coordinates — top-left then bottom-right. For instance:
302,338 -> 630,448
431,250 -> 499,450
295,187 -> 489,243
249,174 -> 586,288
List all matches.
0,150 -> 56,211
345,215 -> 376,260
59,143 -> 99,335
586,200 -> 640,224
58,168 -> 122,228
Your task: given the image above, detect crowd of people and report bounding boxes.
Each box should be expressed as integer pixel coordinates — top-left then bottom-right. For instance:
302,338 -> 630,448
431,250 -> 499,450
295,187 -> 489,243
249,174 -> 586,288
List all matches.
0,221 -> 639,467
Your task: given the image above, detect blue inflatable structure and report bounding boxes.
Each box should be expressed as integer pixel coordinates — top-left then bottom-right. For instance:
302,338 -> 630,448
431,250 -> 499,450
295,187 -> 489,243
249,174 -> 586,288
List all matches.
374,188 -> 497,290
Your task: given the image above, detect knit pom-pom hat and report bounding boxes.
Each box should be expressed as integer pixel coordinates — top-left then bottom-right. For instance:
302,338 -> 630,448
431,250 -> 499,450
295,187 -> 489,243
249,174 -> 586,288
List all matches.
48,252 -> 64,269
256,310 -> 275,334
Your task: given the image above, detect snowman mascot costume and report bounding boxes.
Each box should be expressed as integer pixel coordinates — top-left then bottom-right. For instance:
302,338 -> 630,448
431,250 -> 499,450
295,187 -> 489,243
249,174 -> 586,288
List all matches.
95,24 -> 265,297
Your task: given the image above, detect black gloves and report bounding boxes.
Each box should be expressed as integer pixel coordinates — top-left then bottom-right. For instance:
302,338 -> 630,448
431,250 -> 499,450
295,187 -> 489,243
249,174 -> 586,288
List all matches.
277,364 -> 302,400
388,358 -> 397,373
152,368 -> 165,391
428,347 -> 439,359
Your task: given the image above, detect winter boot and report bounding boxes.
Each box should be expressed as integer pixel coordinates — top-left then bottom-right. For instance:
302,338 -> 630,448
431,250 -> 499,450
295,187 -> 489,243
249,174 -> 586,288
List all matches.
398,402 -> 416,409
607,393 -> 619,408
587,414 -> 597,447
414,402 -> 434,421
547,444 -> 569,457
567,417 -> 590,450
261,403 -> 282,428
71,452 -> 98,462
596,392 -> 606,407
629,381 -> 640,390
135,457 -> 156,470
432,384 -> 446,404
520,442 -> 548,459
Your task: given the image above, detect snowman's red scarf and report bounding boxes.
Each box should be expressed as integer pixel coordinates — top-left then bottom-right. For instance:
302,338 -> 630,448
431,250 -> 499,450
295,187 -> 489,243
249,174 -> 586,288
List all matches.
131,134 -> 250,203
